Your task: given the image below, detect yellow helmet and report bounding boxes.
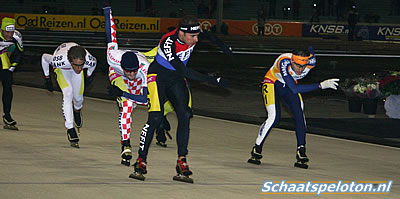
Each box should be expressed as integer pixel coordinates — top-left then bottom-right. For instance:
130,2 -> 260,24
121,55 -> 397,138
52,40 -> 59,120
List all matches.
1,17 -> 16,31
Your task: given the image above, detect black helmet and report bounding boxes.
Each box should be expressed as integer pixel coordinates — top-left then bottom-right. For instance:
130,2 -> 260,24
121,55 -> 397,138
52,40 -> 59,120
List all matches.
121,52 -> 139,71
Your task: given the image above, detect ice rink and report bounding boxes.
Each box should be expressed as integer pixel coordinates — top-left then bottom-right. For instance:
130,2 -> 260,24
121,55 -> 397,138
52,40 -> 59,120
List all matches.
0,86 -> 399,199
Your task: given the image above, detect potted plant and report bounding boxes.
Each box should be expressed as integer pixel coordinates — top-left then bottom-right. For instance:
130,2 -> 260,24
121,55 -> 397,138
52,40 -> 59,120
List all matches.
379,71 -> 400,119
341,73 -> 381,114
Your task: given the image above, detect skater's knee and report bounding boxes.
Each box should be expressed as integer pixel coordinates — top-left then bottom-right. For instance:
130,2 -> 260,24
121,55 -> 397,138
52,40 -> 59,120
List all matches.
62,88 -> 73,100
177,108 -> 192,120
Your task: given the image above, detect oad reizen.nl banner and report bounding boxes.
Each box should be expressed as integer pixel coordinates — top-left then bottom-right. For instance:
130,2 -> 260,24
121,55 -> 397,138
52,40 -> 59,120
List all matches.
260,180 -> 392,195
14,14 -> 160,32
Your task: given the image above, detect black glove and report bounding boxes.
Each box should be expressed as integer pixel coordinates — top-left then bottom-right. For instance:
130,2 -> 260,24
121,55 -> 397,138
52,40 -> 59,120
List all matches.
44,78 -> 54,92
85,75 -> 93,89
107,84 -> 123,97
221,45 -> 233,56
216,77 -> 230,88
103,0 -> 112,7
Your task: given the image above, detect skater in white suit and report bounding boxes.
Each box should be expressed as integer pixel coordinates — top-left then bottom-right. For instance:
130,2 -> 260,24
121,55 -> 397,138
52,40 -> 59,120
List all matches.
41,42 -> 97,148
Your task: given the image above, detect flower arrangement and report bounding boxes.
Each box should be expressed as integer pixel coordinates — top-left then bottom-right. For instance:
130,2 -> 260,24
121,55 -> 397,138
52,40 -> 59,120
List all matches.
379,71 -> 400,97
340,74 -> 381,99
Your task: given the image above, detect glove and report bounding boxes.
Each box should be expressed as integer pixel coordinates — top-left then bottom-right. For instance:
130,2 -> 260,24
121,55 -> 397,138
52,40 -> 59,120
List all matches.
320,78 -> 340,90
216,77 -> 230,88
222,46 -> 233,56
9,67 -> 16,72
45,78 -> 54,92
103,0 -> 112,8
85,75 -> 93,89
107,83 -> 123,97
308,46 -> 315,54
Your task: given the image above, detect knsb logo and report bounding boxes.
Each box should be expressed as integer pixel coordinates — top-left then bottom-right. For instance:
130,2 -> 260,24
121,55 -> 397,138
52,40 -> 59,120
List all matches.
252,23 -> 283,36
200,21 -> 212,31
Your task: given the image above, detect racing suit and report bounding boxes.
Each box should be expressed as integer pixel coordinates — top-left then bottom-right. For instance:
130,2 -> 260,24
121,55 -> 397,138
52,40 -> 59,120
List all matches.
255,49 -> 318,150
41,42 -> 97,130
0,30 -> 23,121
138,28 -> 196,160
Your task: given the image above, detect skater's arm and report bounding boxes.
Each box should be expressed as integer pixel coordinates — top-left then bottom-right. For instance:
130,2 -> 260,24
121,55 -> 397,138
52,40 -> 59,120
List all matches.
121,87 -> 148,104
279,59 -> 319,94
103,6 -> 116,44
185,68 -> 229,87
9,31 -> 24,72
85,51 -> 97,77
107,83 -> 148,104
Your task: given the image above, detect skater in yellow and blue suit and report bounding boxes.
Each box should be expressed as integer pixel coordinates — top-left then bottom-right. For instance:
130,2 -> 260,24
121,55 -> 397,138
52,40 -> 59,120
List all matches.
248,46 -> 339,168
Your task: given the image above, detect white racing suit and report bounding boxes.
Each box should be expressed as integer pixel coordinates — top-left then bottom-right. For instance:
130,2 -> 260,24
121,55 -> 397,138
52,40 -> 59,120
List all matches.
41,42 -> 97,129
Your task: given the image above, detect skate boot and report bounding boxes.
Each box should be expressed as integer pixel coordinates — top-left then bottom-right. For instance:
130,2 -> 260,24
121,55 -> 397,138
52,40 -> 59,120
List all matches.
129,158 -> 147,181
173,158 -> 193,183
3,114 -> 18,131
67,128 -> 80,148
73,109 -> 82,132
247,145 -> 263,165
294,145 -> 309,169
120,143 -> 132,166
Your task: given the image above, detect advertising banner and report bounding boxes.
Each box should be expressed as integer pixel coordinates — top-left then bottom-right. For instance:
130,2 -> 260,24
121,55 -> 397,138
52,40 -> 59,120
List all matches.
302,23 -> 400,41
14,14 -> 160,32
0,13 -> 15,21
161,18 -> 302,37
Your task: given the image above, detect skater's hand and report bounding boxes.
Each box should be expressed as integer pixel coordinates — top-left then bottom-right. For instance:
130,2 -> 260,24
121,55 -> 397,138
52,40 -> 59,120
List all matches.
103,0 -> 112,8
85,75 -> 93,89
107,83 -> 123,97
320,78 -> 340,90
45,78 -> 54,92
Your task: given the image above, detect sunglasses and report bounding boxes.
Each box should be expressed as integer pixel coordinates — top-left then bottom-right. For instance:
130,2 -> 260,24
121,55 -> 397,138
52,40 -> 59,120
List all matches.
124,69 -> 138,73
293,62 -> 306,68
71,62 -> 84,67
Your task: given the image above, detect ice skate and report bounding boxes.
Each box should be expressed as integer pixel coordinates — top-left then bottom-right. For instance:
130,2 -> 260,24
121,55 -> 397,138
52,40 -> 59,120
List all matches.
173,158 -> 193,183
294,145 -> 309,169
247,145 -> 262,165
129,158 -> 147,181
3,115 -> 18,131
67,128 -> 80,148
73,109 -> 82,132
120,145 -> 132,166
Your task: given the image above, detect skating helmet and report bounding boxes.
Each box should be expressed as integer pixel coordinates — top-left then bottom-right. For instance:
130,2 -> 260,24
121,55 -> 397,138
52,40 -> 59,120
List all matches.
121,52 -> 139,72
1,17 -> 15,31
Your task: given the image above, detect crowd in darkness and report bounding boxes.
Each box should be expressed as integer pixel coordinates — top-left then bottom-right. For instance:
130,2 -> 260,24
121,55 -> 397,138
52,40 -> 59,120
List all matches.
25,0 -> 400,23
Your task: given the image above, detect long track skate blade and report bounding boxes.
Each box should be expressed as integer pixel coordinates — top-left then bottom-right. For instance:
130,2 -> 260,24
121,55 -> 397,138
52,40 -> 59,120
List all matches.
3,125 -> 18,131
173,175 -> 194,184
129,172 -> 145,181
70,142 -> 80,148
247,158 -> 261,165
294,162 -> 309,169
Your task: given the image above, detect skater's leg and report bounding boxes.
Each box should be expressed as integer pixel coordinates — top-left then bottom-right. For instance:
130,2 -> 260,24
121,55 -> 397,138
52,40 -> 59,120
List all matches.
281,92 -> 309,168
71,71 -> 84,115
166,79 -> 192,157
1,70 -> 14,121
137,73 -> 166,161
249,82 -> 281,164
55,69 -> 76,132
118,98 -> 134,166
282,92 -> 306,147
